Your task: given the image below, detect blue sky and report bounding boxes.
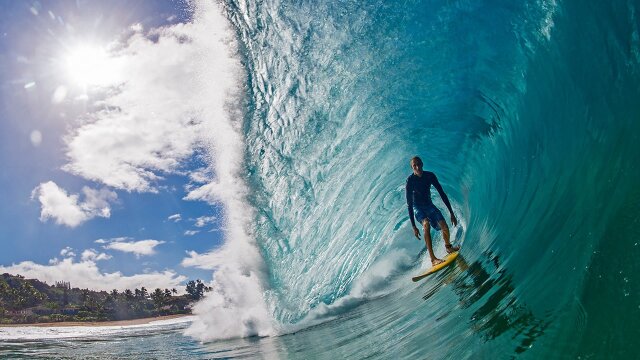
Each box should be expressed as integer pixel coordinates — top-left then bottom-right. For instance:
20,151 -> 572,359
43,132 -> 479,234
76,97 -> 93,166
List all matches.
0,0 -> 232,291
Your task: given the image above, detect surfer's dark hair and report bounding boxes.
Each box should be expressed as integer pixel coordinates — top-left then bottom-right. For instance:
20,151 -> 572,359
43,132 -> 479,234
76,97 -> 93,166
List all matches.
410,156 -> 423,167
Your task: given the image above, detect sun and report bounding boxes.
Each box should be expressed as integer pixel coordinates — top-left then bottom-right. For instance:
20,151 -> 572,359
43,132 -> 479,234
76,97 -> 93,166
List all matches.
63,45 -> 122,87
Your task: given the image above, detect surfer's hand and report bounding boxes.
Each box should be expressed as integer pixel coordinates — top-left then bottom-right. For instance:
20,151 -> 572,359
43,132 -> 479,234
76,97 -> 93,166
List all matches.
413,226 -> 421,239
450,213 -> 458,227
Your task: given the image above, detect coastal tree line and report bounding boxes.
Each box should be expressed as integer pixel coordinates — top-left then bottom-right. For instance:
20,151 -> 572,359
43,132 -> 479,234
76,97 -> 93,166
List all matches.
0,273 -> 212,324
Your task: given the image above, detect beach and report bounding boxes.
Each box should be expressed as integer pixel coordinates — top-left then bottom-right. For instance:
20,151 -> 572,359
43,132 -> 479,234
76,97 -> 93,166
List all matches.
0,314 -> 191,328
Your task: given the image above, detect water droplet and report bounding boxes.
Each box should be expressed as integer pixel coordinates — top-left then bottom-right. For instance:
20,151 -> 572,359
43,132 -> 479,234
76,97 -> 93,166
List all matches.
30,130 -> 42,146
51,86 -> 67,104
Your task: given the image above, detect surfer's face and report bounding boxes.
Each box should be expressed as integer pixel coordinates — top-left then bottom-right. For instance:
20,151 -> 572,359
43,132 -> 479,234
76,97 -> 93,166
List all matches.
411,160 -> 423,175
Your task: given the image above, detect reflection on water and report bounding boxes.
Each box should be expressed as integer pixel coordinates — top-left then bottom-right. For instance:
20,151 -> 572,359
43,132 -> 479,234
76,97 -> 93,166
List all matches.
423,251 -> 550,357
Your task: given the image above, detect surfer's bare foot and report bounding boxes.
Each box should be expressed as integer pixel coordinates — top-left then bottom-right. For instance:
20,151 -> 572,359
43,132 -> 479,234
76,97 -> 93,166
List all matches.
445,244 -> 459,254
431,258 -> 444,266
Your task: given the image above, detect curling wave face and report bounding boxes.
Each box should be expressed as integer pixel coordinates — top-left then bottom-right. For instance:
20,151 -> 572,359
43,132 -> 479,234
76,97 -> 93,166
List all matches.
188,0 -> 640,357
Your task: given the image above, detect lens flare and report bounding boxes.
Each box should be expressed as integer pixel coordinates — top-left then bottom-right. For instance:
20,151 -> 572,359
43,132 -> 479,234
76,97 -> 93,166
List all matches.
64,45 -> 121,87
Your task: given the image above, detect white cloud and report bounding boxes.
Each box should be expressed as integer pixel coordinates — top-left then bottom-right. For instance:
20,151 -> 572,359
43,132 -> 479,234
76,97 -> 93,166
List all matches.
60,247 -> 76,258
103,239 -> 164,257
168,213 -> 182,222
194,215 -> 216,228
81,249 -> 112,261
184,230 -> 199,236
188,168 -> 212,184
31,181 -> 117,228
181,250 -> 225,270
59,13 -> 240,193
0,258 -> 186,292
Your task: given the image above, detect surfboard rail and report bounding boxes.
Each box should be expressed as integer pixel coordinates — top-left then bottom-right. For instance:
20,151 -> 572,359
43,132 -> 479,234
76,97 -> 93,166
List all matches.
412,251 -> 459,282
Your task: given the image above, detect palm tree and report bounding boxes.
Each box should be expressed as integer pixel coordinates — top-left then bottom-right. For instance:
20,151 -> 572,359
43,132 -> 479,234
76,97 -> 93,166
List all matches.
151,288 -> 165,311
80,289 -> 89,304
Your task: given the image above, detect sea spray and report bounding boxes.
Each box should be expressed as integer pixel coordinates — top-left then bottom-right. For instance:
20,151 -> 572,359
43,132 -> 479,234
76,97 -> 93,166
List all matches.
175,1 -> 275,340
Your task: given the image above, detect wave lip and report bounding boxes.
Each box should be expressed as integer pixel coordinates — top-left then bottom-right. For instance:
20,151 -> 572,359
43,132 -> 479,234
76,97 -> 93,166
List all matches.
172,0 -> 276,341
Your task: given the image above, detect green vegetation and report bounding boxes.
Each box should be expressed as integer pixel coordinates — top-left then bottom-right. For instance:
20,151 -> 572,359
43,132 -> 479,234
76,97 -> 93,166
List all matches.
0,273 -> 210,325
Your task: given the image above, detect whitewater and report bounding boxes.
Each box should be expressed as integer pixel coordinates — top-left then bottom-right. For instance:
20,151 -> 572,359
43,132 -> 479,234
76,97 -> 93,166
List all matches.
2,0 -> 639,358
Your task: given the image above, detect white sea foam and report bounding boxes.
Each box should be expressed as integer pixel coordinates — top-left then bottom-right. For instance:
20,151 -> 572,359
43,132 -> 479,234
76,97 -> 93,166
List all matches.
0,316 -> 195,341
290,249 -> 414,329
176,1 -> 275,341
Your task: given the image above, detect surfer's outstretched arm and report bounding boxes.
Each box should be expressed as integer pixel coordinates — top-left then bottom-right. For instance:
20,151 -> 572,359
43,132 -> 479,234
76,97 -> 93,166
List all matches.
432,175 -> 458,227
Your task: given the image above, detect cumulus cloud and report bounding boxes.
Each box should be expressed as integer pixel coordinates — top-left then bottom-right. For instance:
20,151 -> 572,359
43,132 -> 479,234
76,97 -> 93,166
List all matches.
59,13 -> 240,193
81,249 -> 112,261
168,213 -> 182,222
181,250 -> 226,270
103,238 -> 165,257
184,230 -> 199,236
0,258 -> 186,292
60,246 -> 76,258
194,215 -> 216,228
31,181 -> 117,227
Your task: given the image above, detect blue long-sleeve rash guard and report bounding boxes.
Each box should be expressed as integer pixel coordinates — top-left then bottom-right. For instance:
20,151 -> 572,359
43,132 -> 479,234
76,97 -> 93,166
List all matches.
405,171 -> 452,228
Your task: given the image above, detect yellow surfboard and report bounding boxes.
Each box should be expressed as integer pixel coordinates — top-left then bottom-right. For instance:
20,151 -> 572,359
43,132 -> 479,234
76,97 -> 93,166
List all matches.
412,251 -> 459,282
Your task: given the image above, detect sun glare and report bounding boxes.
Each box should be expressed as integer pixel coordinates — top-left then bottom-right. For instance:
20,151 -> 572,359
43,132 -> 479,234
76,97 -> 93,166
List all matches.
64,45 -> 121,87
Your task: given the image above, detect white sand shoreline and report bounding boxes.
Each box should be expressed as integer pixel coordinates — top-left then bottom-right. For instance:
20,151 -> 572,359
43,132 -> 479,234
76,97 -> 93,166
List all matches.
0,313 -> 192,328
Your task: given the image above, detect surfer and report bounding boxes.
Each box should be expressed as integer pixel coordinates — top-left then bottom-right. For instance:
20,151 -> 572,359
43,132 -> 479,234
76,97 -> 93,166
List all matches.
406,156 -> 459,266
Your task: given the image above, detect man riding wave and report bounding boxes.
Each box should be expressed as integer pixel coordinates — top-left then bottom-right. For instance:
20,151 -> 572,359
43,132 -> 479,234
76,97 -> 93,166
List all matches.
406,156 -> 459,265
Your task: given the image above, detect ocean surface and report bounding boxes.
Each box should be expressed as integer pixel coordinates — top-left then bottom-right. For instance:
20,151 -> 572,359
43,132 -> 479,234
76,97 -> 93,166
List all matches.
2,0 -> 640,358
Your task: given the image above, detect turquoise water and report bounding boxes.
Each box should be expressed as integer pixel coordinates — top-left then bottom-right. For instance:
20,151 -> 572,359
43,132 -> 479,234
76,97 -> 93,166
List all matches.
2,0 -> 640,358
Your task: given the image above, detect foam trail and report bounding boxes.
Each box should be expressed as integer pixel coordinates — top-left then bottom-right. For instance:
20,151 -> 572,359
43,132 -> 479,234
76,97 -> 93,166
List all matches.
296,249 -> 414,325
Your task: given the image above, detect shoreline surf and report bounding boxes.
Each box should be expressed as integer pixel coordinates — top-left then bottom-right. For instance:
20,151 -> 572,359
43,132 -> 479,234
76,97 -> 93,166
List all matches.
0,314 -> 192,328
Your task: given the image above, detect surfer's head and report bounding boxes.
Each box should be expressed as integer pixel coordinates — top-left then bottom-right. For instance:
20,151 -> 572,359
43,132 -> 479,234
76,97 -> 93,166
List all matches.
410,156 -> 423,175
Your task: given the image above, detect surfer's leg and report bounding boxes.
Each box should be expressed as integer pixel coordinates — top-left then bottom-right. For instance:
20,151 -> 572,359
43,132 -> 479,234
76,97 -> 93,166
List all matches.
439,220 -> 459,253
424,220 -> 443,265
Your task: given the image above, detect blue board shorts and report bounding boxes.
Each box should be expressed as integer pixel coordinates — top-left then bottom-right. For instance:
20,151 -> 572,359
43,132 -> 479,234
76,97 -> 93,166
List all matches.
414,204 -> 445,231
